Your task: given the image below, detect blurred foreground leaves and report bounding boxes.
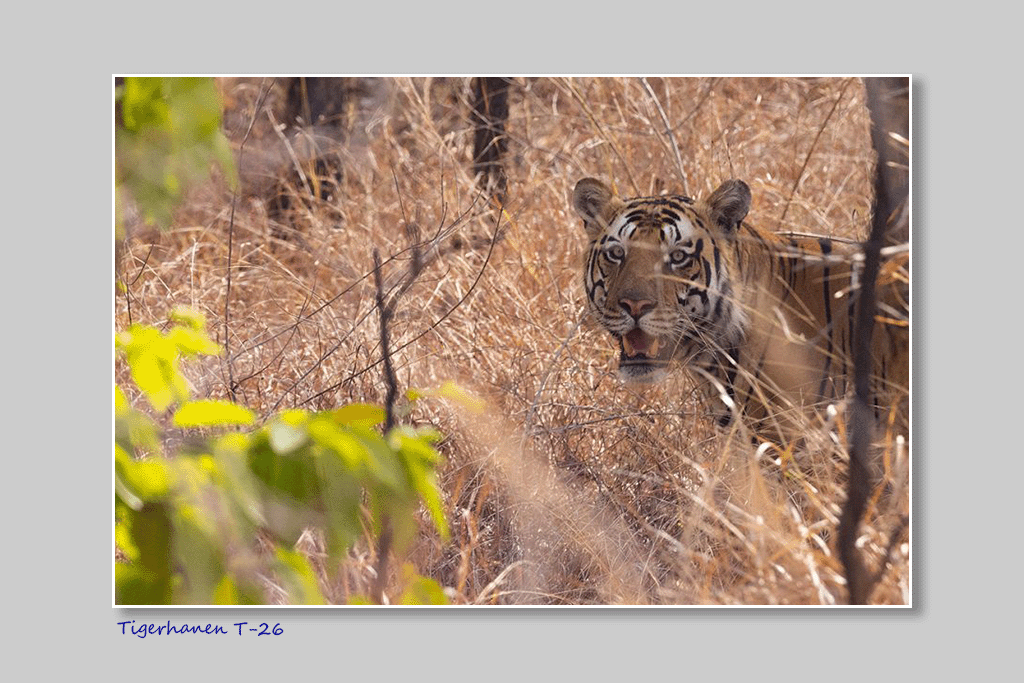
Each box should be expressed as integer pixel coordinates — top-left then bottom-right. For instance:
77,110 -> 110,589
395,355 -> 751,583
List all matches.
115,307 -> 450,605
115,76 -> 237,238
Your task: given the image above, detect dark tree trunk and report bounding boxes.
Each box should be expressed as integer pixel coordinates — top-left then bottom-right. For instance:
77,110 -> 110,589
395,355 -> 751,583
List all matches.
864,77 -> 910,246
285,77 -> 350,129
838,76 -> 911,604
471,77 -> 511,203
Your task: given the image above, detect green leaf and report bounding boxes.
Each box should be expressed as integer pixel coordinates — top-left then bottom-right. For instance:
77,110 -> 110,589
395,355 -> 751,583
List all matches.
212,433 -> 266,527
399,564 -> 449,605
171,502 -> 225,604
307,418 -> 366,470
246,435 -> 321,504
115,502 -> 174,605
268,413 -> 309,455
133,351 -> 178,411
408,381 -> 486,414
315,452 -> 363,560
121,77 -> 168,130
169,305 -> 207,332
212,575 -> 241,605
351,425 -> 403,491
116,77 -> 237,234
114,453 -> 144,512
329,403 -> 386,428
115,504 -> 140,563
115,385 -> 129,414
274,548 -> 325,605
173,399 -> 255,427
116,403 -> 162,457
116,564 -> 170,606
393,430 -> 449,540
118,327 -> 190,412
167,326 -> 221,356
434,381 -> 486,413
116,448 -> 171,505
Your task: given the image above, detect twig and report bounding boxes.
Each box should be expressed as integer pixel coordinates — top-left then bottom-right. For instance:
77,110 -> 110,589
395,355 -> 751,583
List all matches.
232,272 -> 317,392
370,246 -> 396,605
262,197 -> 485,415
303,204 -> 503,407
373,252 -> 396,432
224,78 -> 274,402
640,77 -> 688,195
369,241 -> 423,605
520,317 -> 583,450
236,197 -> 478,366
870,514 -> 909,595
122,242 -> 155,326
676,78 -> 717,132
563,78 -> 641,195
778,78 -> 854,229
372,247 -> 423,432
266,107 -> 313,199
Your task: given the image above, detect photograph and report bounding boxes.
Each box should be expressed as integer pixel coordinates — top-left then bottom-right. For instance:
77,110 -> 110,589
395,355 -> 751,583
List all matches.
113,76 -> 910,606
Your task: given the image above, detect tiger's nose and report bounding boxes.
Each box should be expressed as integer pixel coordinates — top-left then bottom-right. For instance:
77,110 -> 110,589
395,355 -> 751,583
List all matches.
619,298 -> 656,319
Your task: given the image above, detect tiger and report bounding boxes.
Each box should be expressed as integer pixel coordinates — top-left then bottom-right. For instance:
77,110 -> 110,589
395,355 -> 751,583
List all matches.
571,177 -> 909,441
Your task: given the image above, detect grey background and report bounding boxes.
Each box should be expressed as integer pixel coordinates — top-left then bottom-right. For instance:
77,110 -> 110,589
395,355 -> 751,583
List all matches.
14,0 -> 1018,678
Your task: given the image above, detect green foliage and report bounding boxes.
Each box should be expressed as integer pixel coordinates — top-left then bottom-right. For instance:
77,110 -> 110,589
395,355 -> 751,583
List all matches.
407,380 -> 486,414
173,400 -> 255,428
115,306 -> 221,413
115,77 -> 237,238
398,563 -> 450,605
115,309 -> 450,605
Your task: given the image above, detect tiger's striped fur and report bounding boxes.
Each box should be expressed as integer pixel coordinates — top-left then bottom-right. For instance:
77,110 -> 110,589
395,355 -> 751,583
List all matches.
572,177 -> 908,439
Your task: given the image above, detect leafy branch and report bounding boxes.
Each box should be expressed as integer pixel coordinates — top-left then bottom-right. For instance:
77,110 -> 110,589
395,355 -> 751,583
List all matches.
115,307 -> 449,605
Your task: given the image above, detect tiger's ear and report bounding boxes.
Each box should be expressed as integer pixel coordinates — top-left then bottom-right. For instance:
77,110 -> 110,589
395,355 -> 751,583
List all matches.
705,179 -> 751,235
573,178 -> 622,238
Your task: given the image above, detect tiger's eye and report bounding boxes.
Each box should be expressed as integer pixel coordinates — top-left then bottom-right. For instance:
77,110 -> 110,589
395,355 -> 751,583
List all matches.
605,244 -> 625,261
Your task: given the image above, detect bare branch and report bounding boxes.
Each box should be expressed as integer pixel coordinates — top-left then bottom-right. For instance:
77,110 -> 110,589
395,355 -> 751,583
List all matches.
369,239 -> 423,604
304,204 -> 503,407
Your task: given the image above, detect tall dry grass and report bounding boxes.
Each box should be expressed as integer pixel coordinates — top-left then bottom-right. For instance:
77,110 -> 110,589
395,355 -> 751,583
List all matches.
115,77 -> 909,605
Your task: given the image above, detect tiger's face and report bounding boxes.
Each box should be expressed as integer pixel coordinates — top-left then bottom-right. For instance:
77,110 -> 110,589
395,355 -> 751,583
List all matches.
572,178 -> 752,383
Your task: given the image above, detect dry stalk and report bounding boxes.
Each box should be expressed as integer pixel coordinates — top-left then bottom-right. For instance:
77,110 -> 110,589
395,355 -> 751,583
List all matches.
224,78 -> 274,402
121,243 -> 155,326
639,77 -> 688,194
562,78 -> 641,195
778,78 -> 854,230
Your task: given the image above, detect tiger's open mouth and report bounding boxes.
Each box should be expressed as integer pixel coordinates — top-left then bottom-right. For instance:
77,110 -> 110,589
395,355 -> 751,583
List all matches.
616,329 -> 671,383
619,329 -> 669,364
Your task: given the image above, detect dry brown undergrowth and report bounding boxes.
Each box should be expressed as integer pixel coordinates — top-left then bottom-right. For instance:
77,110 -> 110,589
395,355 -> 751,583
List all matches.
115,77 -> 910,605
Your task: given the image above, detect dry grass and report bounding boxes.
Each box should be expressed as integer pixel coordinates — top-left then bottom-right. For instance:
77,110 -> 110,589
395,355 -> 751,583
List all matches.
115,76 -> 910,605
